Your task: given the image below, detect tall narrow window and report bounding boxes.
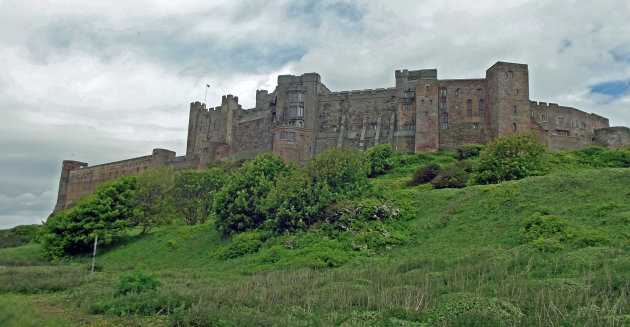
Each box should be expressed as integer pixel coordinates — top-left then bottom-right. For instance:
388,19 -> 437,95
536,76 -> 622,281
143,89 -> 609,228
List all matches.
479,100 -> 485,117
541,114 -> 547,122
440,101 -> 446,111
531,110 -> 535,118
455,89 -> 459,96
477,89 -> 482,97
512,122 -> 517,131
440,88 -> 447,96
508,71 -> 513,78
467,100 -> 473,117
425,86 -> 429,94
512,106 -> 517,114
442,113 -> 449,130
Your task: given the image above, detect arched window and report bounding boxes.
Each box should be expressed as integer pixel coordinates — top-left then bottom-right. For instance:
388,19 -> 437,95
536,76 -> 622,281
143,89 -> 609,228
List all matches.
479,100 -> 485,117
512,122 -> 517,131
467,100 -> 473,117
442,113 -> 449,130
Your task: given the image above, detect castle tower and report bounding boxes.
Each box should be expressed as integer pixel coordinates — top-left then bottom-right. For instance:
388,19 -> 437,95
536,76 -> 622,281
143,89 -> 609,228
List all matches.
486,62 -> 530,138
272,73 -> 322,165
52,160 -> 88,214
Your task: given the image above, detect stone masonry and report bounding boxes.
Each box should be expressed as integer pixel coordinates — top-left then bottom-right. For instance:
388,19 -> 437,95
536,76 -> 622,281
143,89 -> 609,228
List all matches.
52,61 -> 630,214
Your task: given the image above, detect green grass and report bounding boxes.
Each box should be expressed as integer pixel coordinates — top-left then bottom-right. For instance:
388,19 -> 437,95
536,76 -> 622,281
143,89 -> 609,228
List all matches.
1,153 -> 629,325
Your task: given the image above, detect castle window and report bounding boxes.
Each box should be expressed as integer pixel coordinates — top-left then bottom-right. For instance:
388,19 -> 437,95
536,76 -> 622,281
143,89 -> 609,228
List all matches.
204,148 -> 208,153
580,122 -> 586,129
512,122 -> 517,131
508,71 -> 513,78
516,88 -> 520,95
555,130 -> 569,136
472,123 -> 479,129
288,105 -> 304,119
455,89 -> 459,96
440,88 -> 447,96
404,90 -> 415,100
332,126 -> 337,132
467,100 -> 473,117
403,124 -> 415,130
531,110 -> 535,118
541,114 -> 547,122
402,103 -> 413,111
442,113 -> 449,130
477,89 -> 482,97
512,106 -> 517,114
557,117 -> 565,125
411,115 -> 416,123
288,92 -> 304,103
280,131 -> 296,141
440,101 -> 446,111
479,100 -> 485,117
425,86 -> 429,94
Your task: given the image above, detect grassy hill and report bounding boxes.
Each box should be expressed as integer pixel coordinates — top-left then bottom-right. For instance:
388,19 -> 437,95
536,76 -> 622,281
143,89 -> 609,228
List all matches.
1,155 -> 629,326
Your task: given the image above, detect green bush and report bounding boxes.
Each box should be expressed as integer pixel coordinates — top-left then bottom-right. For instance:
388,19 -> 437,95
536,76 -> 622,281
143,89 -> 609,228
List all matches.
264,148 -> 370,233
132,167 -> 175,234
409,163 -> 441,186
521,211 -> 568,252
213,231 -> 268,259
91,291 -> 181,316
38,176 -> 136,259
115,271 -> 161,295
431,161 -> 473,189
365,144 -> 396,177
456,144 -> 485,160
173,168 -> 227,225
214,154 -> 293,235
471,133 -> 548,185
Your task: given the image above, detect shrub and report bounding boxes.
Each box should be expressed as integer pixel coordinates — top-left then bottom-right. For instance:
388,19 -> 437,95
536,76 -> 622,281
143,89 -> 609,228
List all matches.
264,148 -> 371,233
521,211 -> 567,252
365,144 -> 396,177
409,163 -> 441,186
470,133 -> 548,185
456,144 -> 485,160
214,154 -> 293,235
38,176 -> 136,259
132,167 -> 175,234
116,271 -> 161,295
431,161 -> 473,189
173,168 -> 227,225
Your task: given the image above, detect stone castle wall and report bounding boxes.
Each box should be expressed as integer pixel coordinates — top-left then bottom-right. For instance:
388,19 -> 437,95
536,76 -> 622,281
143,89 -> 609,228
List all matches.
52,61 -> 630,215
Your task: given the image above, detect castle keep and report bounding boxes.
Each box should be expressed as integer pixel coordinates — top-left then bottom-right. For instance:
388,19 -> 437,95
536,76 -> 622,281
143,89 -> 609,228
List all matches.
53,61 -> 630,214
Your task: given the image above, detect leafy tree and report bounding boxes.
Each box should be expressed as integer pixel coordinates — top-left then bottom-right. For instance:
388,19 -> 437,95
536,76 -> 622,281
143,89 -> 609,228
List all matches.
365,144 -> 396,177
173,168 -> 227,225
38,176 -> 136,259
265,148 -> 371,233
214,153 -> 293,235
132,167 -> 175,234
470,133 -> 548,185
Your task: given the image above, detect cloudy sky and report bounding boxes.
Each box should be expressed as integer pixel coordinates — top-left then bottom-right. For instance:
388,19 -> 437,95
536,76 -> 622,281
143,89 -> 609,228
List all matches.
1,0 -> 629,229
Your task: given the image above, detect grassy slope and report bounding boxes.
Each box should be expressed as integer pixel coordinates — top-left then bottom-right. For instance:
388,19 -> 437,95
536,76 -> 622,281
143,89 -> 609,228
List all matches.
1,166 -> 629,326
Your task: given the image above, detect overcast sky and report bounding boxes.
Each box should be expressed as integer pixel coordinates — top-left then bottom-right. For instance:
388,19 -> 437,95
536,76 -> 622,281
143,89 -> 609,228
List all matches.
1,0 -> 629,229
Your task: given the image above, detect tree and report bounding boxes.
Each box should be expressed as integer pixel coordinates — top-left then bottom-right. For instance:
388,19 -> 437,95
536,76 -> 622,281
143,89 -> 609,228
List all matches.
365,144 -> 396,177
265,148 -> 371,233
213,153 -> 293,235
470,133 -> 548,185
173,168 -> 227,225
132,166 -> 175,234
38,176 -> 136,259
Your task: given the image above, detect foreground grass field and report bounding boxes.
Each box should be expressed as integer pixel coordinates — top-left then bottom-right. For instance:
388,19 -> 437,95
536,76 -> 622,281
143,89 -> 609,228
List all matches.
1,162 -> 629,326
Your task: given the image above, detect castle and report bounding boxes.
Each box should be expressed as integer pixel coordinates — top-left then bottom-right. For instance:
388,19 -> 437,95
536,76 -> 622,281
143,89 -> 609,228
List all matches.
52,61 -> 630,214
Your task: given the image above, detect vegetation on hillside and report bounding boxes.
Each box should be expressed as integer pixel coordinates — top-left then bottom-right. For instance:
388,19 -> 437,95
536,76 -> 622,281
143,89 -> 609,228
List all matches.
2,134 -> 630,326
